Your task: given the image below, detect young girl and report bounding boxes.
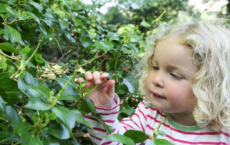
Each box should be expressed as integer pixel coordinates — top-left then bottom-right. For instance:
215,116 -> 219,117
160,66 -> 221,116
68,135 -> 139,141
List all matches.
78,20 -> 230,144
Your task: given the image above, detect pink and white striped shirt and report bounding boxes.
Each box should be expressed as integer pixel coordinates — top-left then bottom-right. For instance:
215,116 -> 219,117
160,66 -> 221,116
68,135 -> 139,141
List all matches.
85,95 -> 230,145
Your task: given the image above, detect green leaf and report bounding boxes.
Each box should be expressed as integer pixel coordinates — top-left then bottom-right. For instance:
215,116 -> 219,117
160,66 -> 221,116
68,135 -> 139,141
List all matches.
0,96 -> 6,112
120,101 -> 135,116
18,12 -> 27,20
124,130 -> 149,143
71,110 -> 94,131
52,106 -> 76,130
154,138 -> 174,145
140,20 -> 151,28
6,7 -> 17,15
122,43 -> 139,54
115,83 -> 129,95
4,25 -> 22,43
94,41 -> 113,52
23,71 -> 37,86
14,122 -> 33,135
46,124 -> 71,139
28,86 -> 51,99
43,135 -> 60,145
103,134 -> 135,145
157,130 -> 166,136
29,1 -> 43,12
0,4 -> 9,13
25,96 -> 52,110
85,97 -> 96,113
90,113 -> 113,133
55,77 -> 75,91
21,134 -> 43,145
58,19 -> 69,30
27,12 -> 40,24
78,99 -> 91,113
107,32 -> 120,41
35,54 -> 45,65
0,72 -> 23,105
58,90 -> 79,101
21,45 -> 31,56
50,112 -> 56,120
0,43 -> 19,54
5,106 -> 21,128
79,37 -> 93,48
145,103 -> 153,107
123,78 -> 135,93
18,76 -> 29,95
1,56 -> 7,72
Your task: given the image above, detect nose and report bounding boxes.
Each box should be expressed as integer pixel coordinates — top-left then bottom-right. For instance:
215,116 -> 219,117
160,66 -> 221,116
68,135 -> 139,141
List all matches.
152,71 -> 164,88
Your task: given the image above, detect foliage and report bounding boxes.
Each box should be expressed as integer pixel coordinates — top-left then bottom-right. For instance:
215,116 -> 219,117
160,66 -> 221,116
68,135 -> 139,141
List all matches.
0,0 -> 144,144
104,0 -> 194,34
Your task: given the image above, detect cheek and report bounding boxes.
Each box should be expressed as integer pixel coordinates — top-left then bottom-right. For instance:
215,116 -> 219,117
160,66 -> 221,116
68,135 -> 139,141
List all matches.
166,83 -> 192,100
145,74 -> 152,86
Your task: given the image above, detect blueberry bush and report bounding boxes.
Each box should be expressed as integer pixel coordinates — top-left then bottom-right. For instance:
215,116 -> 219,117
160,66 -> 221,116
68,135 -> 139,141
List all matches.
0,0 -> 195,145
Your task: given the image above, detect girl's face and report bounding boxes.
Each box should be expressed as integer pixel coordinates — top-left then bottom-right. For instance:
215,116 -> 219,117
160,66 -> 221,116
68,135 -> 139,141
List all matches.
145,37 -> 197,115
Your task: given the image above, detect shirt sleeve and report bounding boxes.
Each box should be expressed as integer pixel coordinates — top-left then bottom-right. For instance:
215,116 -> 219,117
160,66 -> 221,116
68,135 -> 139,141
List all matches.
84,95 -> 149,145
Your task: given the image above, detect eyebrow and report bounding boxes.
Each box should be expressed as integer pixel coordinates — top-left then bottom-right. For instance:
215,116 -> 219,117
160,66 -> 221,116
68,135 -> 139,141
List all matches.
152,59 -> 187,73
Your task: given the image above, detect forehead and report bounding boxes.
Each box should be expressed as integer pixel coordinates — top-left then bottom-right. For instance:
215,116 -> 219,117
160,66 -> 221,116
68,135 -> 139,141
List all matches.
153,37 -> 196,72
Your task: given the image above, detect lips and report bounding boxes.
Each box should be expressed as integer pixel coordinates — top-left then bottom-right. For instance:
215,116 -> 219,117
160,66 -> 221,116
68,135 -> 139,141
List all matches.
150,91 -> 166,99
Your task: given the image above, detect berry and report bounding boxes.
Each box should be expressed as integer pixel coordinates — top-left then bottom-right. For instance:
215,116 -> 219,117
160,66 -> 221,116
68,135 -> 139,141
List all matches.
36,30 -> 41,35
106,76 -> 110,80
104,30 -> 108,35
99,35 -> 103,40
69,68 -> 74,73
72,52 -> 78,58
66,71 -> 71,76
71,64 -> 75,67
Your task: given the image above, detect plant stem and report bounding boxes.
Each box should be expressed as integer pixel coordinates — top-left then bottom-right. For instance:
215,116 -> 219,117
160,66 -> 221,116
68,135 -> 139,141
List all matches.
55,69 -> 78,99
83,79 -> 107,97
24,41 -> 41,66
0,50 -> 20,60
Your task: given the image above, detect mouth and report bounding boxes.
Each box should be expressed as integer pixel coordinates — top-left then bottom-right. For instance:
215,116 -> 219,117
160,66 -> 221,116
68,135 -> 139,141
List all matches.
150,91 -> 166,99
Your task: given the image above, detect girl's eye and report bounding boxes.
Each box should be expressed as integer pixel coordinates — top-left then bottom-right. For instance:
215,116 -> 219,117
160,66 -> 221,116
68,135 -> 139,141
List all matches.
170,73 -> 182,80
152,66 -> 159,71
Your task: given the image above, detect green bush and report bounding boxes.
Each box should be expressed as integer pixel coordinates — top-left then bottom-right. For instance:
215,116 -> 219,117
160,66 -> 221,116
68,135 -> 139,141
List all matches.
0,0 -> 144,144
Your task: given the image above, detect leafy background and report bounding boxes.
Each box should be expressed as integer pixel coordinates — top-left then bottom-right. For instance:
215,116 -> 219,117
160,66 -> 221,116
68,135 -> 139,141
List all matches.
0,0 -> 229,144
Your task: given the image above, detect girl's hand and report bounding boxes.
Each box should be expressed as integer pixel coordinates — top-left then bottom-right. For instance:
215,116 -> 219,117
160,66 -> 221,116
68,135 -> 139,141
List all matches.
77,71 -> 115,108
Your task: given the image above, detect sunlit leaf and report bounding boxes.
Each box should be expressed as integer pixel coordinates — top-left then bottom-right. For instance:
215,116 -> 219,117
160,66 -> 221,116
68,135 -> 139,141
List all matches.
103,134 -> 135,145
29,1 -> 43,12
1,56 -> 7,72
46,124 -> 71,139
0,43 -> 18,54
124,130 -> 149,143
52,106 -> 76,130
4,25 -> 22,43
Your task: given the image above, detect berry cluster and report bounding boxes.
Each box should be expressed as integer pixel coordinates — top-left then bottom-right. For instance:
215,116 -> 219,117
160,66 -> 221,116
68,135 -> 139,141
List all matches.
99,29 -> 109,41
66,64 -> 75,76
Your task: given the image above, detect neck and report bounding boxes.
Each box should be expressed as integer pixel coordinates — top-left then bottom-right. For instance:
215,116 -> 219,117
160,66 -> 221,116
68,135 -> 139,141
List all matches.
170,113 -> 196,126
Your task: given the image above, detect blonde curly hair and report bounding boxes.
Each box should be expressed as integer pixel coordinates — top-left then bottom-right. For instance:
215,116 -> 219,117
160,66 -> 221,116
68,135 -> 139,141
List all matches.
137,20 -> 230,132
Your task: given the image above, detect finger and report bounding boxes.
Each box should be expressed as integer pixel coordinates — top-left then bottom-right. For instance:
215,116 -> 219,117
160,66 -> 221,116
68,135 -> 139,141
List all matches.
85,71 -> 93,81
93,71 -> 101,84
77,78 -> 85,84
100,72 -> 109,80
106,80 -> 115,99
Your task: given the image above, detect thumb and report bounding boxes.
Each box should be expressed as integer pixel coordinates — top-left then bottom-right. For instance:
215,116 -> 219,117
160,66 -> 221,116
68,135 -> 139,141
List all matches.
106,80 -> 115,99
